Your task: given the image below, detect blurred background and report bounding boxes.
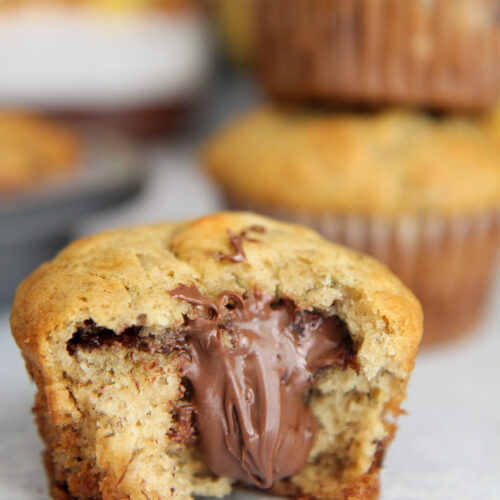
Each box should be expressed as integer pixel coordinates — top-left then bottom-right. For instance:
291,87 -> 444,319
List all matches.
0,0 -> 499,499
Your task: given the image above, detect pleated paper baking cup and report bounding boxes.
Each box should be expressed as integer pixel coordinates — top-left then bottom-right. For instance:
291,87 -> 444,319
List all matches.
254,0 -> 500,110
227,194 -> 499,345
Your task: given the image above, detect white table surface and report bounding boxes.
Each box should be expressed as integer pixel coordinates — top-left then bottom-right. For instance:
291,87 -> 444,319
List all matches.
1,109 -> 500,500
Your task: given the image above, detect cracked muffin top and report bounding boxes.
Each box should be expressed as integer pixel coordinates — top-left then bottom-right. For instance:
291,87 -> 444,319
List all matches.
204,107 -> 500,216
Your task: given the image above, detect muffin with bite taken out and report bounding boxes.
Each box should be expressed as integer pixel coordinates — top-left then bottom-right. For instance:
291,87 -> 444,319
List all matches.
11,212 -> 422,499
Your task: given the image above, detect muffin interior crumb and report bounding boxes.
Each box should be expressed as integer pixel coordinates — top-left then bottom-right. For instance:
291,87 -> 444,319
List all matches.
26,302 -> 405,499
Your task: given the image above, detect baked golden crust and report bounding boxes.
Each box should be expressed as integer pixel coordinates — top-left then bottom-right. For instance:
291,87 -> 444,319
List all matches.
11,212 -> 422,500
204,107 -> 500,216
0,112 -> 79,195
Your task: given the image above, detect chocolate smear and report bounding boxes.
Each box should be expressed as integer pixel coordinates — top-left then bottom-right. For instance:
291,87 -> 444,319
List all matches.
217,225 -> 266,263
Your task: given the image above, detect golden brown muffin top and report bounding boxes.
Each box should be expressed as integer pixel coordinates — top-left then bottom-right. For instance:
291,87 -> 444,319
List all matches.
204,107 -> 500,217
0,112 -> 79,196
11,212 -> 422,382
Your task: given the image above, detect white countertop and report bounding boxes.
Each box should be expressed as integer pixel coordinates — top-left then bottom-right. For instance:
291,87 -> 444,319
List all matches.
1,122 -> 499,500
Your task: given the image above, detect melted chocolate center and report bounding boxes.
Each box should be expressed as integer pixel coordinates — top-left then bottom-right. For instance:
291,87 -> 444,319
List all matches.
170,284 -> 355,489
66,286 -> 356,490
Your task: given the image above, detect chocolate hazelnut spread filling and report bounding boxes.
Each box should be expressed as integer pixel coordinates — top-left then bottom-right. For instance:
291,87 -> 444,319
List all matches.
67,320 -> 178,356
66,285 -> 357,490
170,284 -> 356,489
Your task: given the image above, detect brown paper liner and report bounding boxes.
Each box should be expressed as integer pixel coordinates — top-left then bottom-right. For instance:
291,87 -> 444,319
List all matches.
226,194 -> 500,346
254,0 -> 500,111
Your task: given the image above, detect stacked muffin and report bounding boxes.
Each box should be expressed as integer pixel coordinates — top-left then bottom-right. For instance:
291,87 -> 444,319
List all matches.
254,0 -> 500,110
204,0 -> 500,345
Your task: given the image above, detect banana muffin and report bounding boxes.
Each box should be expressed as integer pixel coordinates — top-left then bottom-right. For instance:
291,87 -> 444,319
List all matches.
204,108 -> 500,344
0,112 -> 79,195
11,212 -> 422,500
254,0 -> 500,110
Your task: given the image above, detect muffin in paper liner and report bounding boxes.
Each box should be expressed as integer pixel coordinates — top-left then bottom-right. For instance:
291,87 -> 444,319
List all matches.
204,107 -> 500,345
225,195 -> 499,345
254,0 -> 500,110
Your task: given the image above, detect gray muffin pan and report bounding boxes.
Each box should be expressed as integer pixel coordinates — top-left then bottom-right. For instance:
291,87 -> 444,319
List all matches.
0,130 -> 143,303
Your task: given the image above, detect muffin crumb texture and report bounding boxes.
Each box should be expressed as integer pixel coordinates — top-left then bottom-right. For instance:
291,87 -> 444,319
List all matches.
11,213 -> 422,500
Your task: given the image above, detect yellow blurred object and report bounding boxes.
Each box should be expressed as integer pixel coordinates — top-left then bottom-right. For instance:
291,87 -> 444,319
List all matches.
0,113 -> 80,196
0,0 -> 194,14
483,105 -> 500,146
85,0 -> 195,13
215,0 -> 255,65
